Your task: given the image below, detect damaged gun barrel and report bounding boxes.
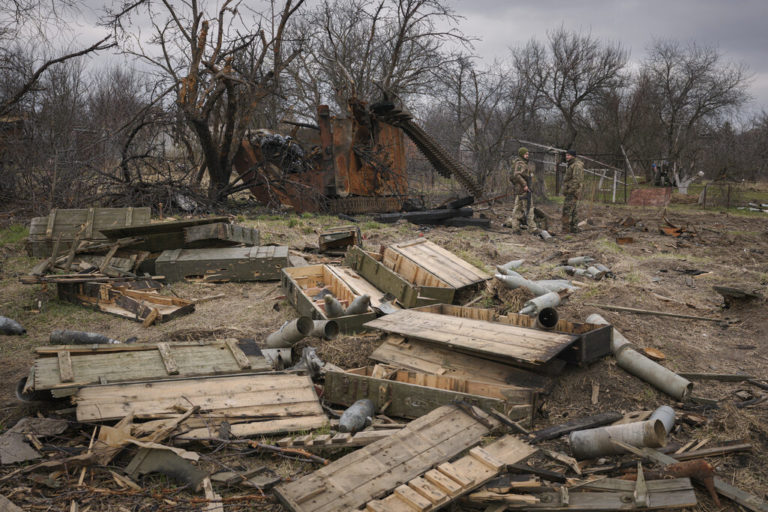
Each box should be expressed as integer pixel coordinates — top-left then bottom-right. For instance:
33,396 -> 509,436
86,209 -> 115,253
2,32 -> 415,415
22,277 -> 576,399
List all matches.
50,330 -> 121,345
266,316 -> 314,349
309,320 -> 340,340
569,419 -> 667,459
586,313 -> 693,400
519,291 -> 561,316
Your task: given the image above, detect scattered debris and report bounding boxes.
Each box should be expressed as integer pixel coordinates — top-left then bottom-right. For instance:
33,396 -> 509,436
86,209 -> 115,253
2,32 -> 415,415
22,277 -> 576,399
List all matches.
49,329 -> 122,345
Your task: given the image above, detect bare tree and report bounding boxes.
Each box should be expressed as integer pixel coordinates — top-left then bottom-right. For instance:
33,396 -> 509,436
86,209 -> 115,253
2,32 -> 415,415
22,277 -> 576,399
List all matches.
0,1 -> 113,117
512,26 -> 627,148
104,0 -> 305,201
641,40 -> 750,193
286,0 -> 467,115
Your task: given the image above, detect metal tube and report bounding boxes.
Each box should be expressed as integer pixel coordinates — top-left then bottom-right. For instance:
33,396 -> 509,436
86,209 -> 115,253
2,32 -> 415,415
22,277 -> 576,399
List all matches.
536,308 -> 559,330
266,317 -> 314,348
536,279 -> 575,292
339,399 -> 375,433
649,405 -> 676,433
567,256 -> 595,266
499,259 -> 525,271
309,320 -> 339,340
50,330 -> 121,345
0,316 -> 26,335
569,419 -> 667,459
519,291 -> 561,315
495,266 -> 522,277
586,314 -> 693,400
495,274 -> 550,297
538,229 -> 553,241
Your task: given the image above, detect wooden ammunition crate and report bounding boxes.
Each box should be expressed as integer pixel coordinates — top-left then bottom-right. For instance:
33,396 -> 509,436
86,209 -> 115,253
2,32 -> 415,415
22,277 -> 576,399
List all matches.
412,304 -> 612,365
27,207 -> 151,258
344,246 -> 453,308
324,367 -> 531,420
281,265 -> 377,333
156,246 -> 289,282
183,222 -> 259,248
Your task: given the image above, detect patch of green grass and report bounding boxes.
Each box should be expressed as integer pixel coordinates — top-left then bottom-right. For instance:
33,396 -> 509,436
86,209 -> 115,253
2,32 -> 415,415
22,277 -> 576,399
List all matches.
287,218 -> 299,228
301,226 -> 314,235
236,214 -> 246,223
580,287 -> 602,299
0,224 -> 28,247
597,237 -> 623,254
255,214 -> 284,221
301,212 -> 314,219
623,271 -> 645,284
363,221 -> 383,230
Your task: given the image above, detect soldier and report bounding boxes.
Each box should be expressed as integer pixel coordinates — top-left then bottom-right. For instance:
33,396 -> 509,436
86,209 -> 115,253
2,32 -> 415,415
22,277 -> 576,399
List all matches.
504,147 -> 537,232
561,149 -> 584,233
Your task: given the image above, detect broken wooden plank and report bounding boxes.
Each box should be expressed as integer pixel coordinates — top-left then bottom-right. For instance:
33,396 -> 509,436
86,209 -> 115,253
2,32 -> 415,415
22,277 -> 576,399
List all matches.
365,435 -> 536,512
365,309 -> 578,369
384,239 -> 490,290
156,343 -> 179,375
274,404 -> 501,512
584,303 -> 722,322
57,351 -> 74,383
277,429 -> 399,451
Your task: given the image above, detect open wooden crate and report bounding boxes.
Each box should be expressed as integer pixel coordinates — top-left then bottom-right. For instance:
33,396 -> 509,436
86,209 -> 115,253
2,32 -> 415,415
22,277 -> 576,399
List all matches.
281,265 -> 377,333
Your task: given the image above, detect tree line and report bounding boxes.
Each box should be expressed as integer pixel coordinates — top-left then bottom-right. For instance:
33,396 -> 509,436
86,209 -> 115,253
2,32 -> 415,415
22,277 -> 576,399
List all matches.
1,0 -> 765,213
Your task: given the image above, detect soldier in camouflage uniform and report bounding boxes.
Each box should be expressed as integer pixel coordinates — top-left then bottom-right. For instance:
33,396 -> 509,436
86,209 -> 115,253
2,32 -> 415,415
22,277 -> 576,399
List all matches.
504,147 -> 537,232
561,149 -> 584,233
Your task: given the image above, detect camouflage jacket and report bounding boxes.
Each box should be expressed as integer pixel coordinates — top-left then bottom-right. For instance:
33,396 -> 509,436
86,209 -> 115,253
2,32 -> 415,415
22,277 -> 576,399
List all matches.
510,157 -> 533,196
564,157 -> 584,196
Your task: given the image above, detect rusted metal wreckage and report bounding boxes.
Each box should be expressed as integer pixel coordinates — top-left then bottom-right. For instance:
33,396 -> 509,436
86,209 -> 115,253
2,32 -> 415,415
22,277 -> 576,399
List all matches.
233,98 -> 482,214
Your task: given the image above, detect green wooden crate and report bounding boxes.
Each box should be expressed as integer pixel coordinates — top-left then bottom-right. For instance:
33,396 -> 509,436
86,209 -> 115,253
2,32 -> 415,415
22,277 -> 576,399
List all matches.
344,246 -> 453,308
281,265 -> 377,333
156,246 -> 289,282
323,368 -> 530,420
27,207 -> 151,258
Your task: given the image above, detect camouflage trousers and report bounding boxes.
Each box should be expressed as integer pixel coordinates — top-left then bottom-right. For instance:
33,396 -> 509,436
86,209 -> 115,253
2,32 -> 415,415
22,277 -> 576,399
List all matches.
505,194 -> 537,231
561,194 -> 579,232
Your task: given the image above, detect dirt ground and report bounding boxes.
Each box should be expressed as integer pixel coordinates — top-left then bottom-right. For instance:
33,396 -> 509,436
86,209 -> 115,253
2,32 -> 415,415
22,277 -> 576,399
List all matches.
0,197 -> 766,511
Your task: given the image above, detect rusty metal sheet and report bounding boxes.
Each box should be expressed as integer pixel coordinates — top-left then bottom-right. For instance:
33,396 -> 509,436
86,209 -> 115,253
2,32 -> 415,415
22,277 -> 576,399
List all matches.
628,187 -> 672,206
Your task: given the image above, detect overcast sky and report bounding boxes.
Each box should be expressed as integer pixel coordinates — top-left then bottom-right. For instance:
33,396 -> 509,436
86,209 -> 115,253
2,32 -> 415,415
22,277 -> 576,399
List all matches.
71,0 -> 768,114
444,0 -> 768,114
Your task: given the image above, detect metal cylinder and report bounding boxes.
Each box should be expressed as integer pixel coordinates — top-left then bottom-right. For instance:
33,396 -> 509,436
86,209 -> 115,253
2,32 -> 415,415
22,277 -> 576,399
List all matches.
323,295 -> 345,318
0,316 -> 26,335
538,229 -> 553,241
266,317 -> 314,348
15,377 -> 51,402
586,314 -> 693,400
586,266 -> 606,280
536,279 -> 575,292
339,399 -> 375,433
649,405 -> 676,433
344,294 -> 371,315
495,266 -> 522,277
519,291 -> 561,316
495,274 -> 550,297
309,320 -> 339,340
50,330 -> 121,345
536,308 -> 559,330
594,263 -> 612,274
499,259 -> 525,271
567,256 -> 595,266
569,419 -> 667,459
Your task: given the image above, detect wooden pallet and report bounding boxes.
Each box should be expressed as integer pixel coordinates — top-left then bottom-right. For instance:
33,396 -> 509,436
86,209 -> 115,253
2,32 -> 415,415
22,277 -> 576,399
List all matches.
274,404 -> 501,512
75,373 -> 327,438
365,309 -> 578,369
31,339 -> 271,391
366,434 -> 536,511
